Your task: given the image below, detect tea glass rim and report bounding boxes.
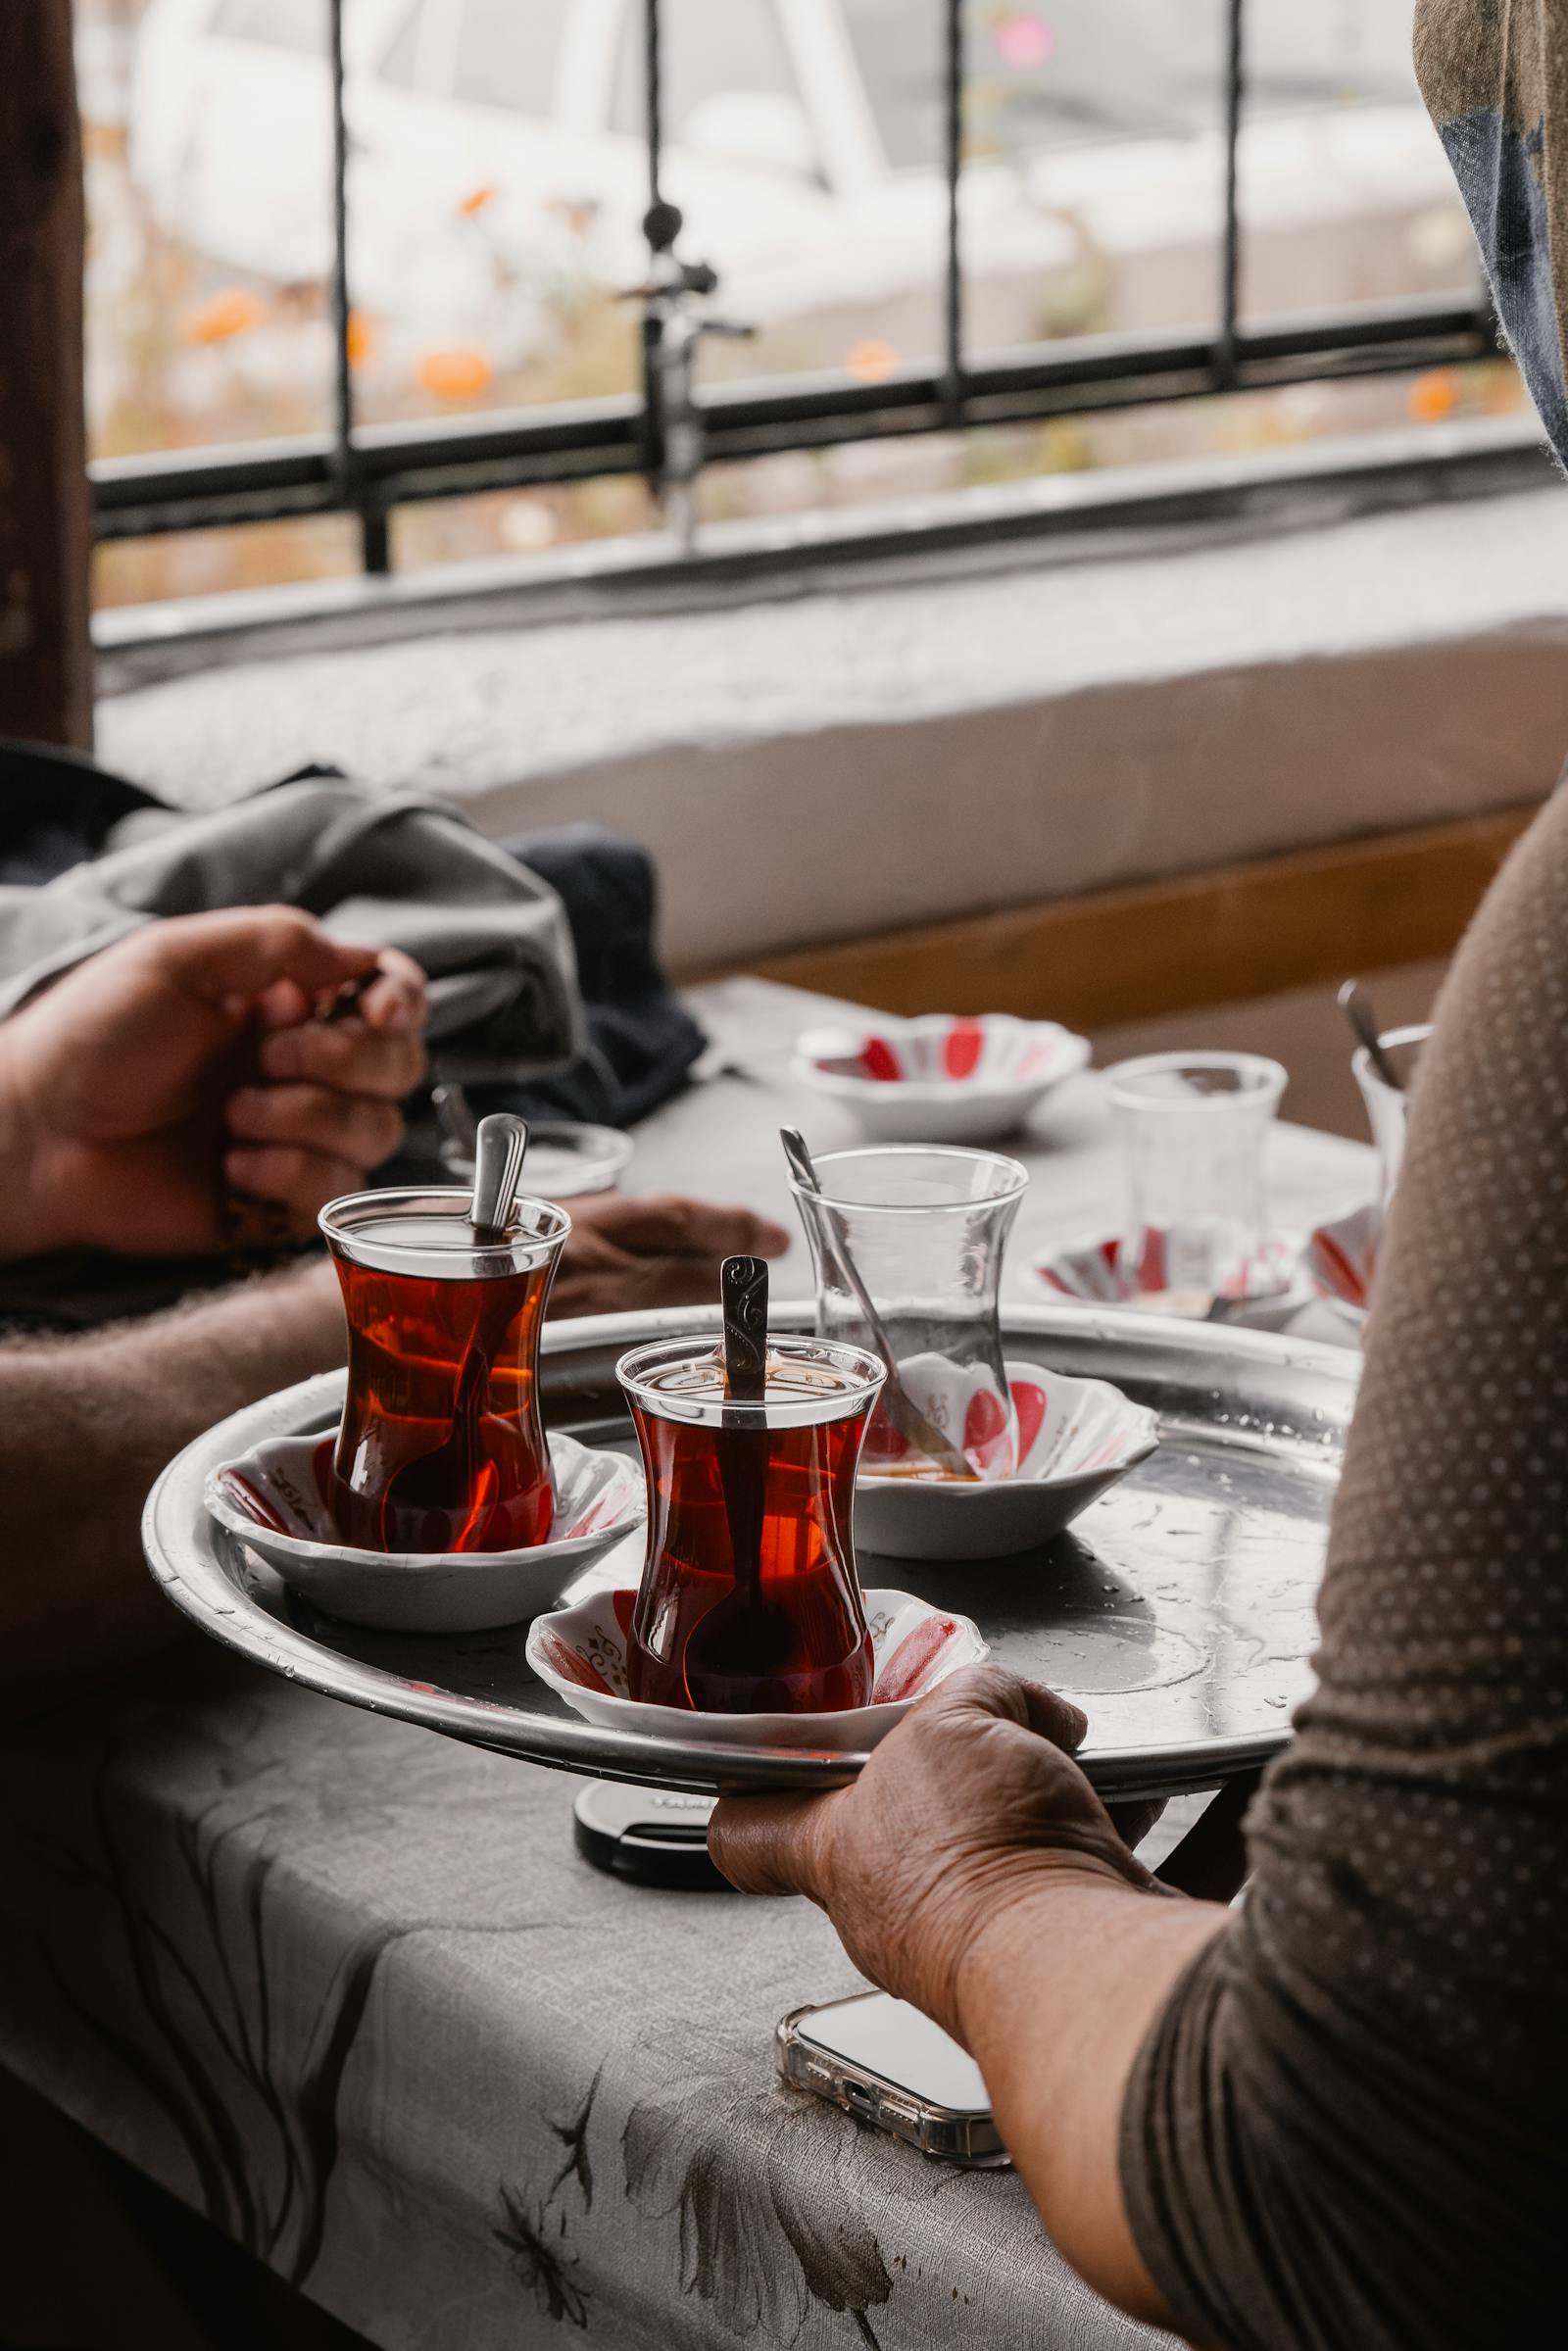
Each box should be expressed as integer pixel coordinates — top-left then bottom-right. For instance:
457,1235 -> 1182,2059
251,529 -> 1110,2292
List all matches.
319,1186 -> 572,1280
789,1143 -> 1030,1216
1351,1022 -> 1432,1106
1103,1051 -> 1288,1115
616,1332 -> 887,1430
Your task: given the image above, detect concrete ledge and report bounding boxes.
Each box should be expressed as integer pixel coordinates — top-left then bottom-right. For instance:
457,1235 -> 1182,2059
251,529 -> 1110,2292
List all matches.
97,485 -> 1568,971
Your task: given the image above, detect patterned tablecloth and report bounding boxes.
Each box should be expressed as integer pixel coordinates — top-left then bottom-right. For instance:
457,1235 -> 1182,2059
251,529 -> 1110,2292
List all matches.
1,982 -> 1373,2351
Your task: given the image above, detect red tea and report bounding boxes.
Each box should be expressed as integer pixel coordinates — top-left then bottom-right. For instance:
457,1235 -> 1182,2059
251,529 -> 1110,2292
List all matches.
621,1346 -> 882,1714
326,1208 -> 561,1554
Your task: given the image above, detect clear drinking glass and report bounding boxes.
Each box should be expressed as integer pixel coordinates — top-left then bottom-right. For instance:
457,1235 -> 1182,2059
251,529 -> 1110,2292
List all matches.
320,1188 -> 571,1554
789,1146 -> 1028,1481
1352,1023 -> 1429,1206
1104,1053 -> 1287,1303
616,1333 -> 886,1714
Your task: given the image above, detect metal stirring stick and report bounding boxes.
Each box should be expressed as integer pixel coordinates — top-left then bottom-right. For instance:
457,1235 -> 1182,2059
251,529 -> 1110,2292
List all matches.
1337,979 -> 1404,1094
780,1125 -> 977,1482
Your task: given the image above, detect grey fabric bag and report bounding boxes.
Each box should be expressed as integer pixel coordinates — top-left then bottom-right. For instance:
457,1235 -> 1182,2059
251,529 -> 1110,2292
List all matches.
0,778 -> 583,1082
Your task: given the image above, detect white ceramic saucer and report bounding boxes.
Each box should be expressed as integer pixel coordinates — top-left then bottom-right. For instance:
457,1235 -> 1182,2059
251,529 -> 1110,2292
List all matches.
206,1430 -> 644,1635
526,1586 -> 988,1752
855,1358 -> 1158,1561
1303,1199 -> 1378,1334
1032,1228 -> 1307,1325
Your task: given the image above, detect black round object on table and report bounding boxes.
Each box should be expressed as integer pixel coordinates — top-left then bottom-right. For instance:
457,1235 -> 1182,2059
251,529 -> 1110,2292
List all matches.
572,1781 -> 729,1890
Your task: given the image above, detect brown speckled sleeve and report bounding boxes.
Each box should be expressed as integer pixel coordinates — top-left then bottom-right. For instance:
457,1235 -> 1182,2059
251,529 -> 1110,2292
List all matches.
1118,783 -> 1568,2350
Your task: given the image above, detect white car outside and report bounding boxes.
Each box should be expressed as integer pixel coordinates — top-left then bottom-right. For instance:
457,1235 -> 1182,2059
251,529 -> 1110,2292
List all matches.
127,0 -> 1459,375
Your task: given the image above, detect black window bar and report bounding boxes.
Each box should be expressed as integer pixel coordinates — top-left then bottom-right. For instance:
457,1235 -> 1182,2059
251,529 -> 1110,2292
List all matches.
92,0 -> 1507,563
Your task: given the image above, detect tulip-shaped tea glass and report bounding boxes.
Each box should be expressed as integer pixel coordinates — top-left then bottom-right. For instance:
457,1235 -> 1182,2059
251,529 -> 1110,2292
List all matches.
320,1189 -> 571,1554
790,1146 -> 1028,1481
617,1333 -> 886,1714
1352,1023 -> 1429,1206
1105,1053 -> 1287,1303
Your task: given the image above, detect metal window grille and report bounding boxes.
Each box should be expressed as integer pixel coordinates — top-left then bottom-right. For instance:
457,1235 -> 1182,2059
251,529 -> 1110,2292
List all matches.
91,0 -> 1505,567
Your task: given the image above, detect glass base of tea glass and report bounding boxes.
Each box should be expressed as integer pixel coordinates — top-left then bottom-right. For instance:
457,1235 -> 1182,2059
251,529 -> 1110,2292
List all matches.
1122,1218 -> 1274,1306
1106,1052 -> 1286,1309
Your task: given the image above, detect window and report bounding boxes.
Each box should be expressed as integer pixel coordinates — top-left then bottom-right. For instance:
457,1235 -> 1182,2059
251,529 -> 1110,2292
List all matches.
451,0 -> 570,115
611,0 -> 800,144
90,0 -> 1511,613
213,0 -> 325,52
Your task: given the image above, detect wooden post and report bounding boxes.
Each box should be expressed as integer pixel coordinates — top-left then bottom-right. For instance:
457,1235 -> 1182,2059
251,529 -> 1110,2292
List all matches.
0,0 -> 92,751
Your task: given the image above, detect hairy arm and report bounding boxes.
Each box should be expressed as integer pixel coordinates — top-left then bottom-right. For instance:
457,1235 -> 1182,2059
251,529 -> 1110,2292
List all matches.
0,1258 -> 344,1724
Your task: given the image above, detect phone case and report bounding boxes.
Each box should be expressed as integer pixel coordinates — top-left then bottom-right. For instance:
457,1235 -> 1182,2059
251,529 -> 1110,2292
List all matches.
776,2003 -> 1010,2168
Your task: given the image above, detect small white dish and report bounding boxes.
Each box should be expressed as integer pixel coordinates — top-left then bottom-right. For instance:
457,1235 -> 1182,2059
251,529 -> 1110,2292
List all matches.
792,1013 -> 1090,1144
526,1586 -> 988,1751
855,1358 -> 1158,1561
1304,1199 -> 1378,1334
1031,1228 -> 1306,1326
206,1430 -> 644,1634
437,1119 -> 633,1199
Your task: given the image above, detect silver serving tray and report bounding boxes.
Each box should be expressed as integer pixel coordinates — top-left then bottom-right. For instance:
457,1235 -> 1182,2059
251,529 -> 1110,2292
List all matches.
144,1302 -> 1355,1799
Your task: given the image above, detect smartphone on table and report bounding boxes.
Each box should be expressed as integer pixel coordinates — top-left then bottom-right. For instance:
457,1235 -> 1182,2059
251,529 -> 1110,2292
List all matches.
777,1989 -> 1008,2168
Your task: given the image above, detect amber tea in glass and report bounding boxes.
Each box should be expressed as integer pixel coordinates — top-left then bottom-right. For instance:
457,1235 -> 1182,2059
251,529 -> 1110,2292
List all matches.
320,1189 -> 571,1554
616,1334 -> 886,1714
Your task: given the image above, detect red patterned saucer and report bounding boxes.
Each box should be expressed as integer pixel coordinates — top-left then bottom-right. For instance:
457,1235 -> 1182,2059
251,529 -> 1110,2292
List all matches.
527,1586 -> 987,1751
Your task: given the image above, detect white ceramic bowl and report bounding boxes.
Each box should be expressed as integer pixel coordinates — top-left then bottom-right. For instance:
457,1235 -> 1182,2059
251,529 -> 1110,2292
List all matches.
791,1014 -> 1090,1144
854,1359 -> 1158,1561
206,1430 -> 644,1634
526,1586 -> 988,1751
1304,1199 -> 1378,1334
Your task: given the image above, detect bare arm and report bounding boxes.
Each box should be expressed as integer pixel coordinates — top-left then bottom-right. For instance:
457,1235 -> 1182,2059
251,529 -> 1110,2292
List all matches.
952,1867 -> 1222,2322
0,1257 -> 344,1724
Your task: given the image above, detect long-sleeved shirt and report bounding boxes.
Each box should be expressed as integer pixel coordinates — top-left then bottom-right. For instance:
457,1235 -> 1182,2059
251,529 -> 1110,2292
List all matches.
1119,775 -> 1568,2345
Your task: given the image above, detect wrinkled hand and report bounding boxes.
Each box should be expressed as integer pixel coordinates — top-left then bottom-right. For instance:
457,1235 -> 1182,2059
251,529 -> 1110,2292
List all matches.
710,1664 -> 1163,2039
0,906 -> 427,1258
548,1193 -> 791,1318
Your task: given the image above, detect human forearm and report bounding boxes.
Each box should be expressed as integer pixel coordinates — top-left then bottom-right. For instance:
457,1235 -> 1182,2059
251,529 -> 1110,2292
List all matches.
710,1672 -> 1232,2334
949,1860 -> 1226,2325
0,1257 -> 344,1721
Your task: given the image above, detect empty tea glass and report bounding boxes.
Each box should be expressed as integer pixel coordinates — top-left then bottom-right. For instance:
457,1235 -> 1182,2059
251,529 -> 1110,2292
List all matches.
789,1146 -> 1028,1481
616,1332 -> 886,1714
1352,1023 -> 1429,1206
320,1188 -> 571,1555
1104,1053 -> 1287,1304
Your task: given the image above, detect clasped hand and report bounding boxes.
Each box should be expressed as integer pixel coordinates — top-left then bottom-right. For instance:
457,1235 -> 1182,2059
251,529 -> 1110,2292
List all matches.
0,906 -> 426,1259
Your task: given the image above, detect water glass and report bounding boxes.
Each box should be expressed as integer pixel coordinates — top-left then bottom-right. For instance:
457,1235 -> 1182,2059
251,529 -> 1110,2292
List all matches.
789,1145 -> 1028,1478
1352,1023 -> 1429,1205
1104,1053 -> 1287,1302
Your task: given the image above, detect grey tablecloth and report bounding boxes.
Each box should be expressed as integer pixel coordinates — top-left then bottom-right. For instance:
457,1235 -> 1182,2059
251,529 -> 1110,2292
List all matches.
1,1649 -> 1185,2350
0,982 -> 1373,2350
